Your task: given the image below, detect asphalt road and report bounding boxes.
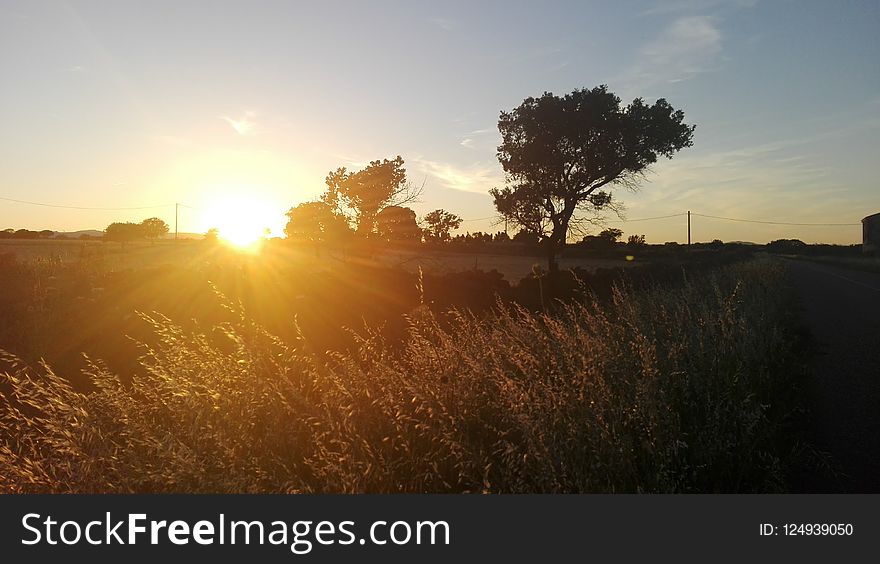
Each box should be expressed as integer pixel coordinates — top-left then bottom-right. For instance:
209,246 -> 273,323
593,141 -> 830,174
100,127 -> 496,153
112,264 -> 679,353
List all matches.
785,259 -> 880,492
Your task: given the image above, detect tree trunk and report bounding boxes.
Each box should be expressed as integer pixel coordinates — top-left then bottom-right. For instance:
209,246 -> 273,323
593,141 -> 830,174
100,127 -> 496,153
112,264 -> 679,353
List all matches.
548,207 -> 572,276
546,239 -> 559,275
541,238 -> 559,307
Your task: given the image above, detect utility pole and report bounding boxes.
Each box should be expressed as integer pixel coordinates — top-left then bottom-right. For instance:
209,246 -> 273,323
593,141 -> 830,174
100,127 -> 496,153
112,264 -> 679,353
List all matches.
687,210 -> 691,247
175,202 -> 179,241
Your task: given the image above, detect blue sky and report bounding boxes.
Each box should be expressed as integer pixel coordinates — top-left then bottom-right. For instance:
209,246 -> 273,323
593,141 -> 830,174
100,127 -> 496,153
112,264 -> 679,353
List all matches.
1,0 -> 877,243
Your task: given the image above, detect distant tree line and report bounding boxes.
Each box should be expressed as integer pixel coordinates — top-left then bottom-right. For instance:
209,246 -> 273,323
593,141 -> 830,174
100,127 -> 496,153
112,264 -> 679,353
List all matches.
765,239 -> 861,257
0,228 -> 56,240
104,218 -> 169,245
1,220 -> 174,243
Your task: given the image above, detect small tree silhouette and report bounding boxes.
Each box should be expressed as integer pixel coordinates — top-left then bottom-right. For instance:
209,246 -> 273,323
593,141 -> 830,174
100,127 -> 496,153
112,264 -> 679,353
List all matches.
422,209 -> 462,243
627,234 -> 647,249
104,222 -> 144,248
140,217 -> 169,243
377,206 -> 421,242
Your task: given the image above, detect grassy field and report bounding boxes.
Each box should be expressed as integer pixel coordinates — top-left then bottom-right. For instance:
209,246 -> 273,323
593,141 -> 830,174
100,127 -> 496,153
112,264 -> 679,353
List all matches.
360,247 -> 641,280
0,239 -> 212,271
0,253 -> 807,493
0,239 -> 643,281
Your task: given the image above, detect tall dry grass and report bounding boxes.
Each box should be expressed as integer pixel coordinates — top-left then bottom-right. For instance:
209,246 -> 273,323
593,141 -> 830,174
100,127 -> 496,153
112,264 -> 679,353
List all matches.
0,259 -> 803,493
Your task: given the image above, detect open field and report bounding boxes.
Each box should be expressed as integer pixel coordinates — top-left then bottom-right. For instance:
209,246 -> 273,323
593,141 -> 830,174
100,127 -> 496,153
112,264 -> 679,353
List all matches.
0,238 -> 644,281
358,247 -> 641,280
0,239 -> 207,269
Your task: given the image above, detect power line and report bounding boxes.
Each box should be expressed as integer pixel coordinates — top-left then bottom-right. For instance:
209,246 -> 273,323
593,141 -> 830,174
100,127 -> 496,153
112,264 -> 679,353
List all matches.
459,215 -> 497,223
460,213 -> 687,224
606,213 -> 687,223
0,195 -> 173,211
453,210 -> 857,228
691,213 -> 859,227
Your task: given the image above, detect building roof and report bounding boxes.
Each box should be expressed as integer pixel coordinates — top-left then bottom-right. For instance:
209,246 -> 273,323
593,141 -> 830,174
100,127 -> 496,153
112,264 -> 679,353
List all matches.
863,212 -> 880,222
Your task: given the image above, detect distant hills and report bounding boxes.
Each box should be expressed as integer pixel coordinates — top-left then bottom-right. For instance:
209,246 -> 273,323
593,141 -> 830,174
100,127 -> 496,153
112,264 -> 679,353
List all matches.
54,229 -> 104,238
52,230 -> 204,240
1,227 -> 207,240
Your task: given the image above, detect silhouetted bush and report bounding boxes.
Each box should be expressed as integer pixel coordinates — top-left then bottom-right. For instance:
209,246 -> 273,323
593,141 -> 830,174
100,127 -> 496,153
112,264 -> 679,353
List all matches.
766,239 -> 808,254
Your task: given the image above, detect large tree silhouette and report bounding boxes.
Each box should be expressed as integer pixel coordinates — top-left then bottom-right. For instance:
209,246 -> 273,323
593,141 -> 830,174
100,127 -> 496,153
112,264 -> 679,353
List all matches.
491,85 -> 695,273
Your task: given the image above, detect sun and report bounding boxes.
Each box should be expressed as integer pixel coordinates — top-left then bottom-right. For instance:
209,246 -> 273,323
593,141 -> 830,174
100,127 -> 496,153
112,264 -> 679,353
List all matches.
202,196 -> 277,249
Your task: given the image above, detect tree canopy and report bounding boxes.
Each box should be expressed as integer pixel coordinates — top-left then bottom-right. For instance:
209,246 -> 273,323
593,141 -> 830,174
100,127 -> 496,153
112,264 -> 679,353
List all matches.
322,156 -> 421,236
284,201 -> 352,244
580,228 -> 623,250
104,222 -> 146,244
422,209 -> 462,243
377,206 -> 421,242
0,229 -> 54,240
104,218 -> 170,245
140,217 -> 170,241
490,85 -> 694,271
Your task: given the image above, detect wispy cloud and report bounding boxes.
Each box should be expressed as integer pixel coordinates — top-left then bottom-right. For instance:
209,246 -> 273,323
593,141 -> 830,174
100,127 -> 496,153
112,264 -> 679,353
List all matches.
701,118 -> 880,162
220,111 -> 258,136
628,140 -> 852,229
629,115 -> 880,231
639,0 -> 757,17
613,16 -> 722,93
458,127 -> 497,151
410,155 -> 503,194
429,17 -> 457,31
547,60 -> 570,73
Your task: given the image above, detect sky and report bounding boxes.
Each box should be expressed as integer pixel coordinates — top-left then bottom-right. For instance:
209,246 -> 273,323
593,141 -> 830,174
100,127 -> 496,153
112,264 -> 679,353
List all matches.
0,0 -> 878,243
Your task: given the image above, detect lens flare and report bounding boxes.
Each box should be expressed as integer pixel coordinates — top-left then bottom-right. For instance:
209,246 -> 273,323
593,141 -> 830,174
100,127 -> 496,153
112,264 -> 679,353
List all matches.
202,196 -> 275,249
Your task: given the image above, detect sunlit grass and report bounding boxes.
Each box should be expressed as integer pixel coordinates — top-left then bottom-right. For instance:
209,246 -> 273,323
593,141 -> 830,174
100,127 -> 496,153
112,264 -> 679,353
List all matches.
0,259 -> 804,493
